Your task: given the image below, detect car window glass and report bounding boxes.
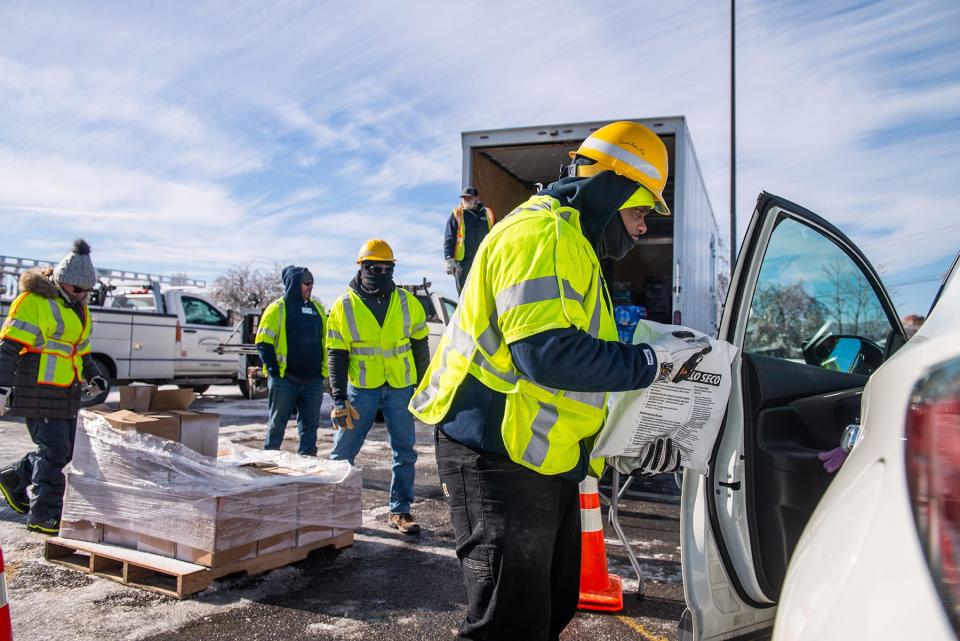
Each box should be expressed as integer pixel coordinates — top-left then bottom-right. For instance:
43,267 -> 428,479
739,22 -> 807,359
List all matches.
743,216 -> 894,375
182,296 -> 227,326
441,298 -> 457,322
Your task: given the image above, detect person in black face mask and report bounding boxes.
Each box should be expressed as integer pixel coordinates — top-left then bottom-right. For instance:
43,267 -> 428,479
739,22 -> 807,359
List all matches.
325,239 -> 431,535
413,122 -> 712,640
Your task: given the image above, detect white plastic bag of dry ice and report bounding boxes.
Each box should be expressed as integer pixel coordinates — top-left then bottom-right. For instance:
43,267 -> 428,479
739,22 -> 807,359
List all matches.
591,320 -> 738,475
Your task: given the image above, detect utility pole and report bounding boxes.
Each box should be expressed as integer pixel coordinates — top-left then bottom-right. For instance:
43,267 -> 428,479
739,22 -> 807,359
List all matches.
730,0 -> 737,271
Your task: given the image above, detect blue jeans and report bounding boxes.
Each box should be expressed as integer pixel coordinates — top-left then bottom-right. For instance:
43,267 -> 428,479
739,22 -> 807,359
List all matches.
264,376 -> 324,455
331,384 -> 416,514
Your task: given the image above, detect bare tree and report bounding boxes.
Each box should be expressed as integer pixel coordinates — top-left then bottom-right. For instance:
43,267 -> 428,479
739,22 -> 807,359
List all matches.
210,264 -> 285,316
745,282 -> 828,359
820,260 -> 887,340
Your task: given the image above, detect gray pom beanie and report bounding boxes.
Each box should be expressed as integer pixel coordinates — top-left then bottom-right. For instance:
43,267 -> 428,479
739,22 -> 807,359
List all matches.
54,239 -> 97,289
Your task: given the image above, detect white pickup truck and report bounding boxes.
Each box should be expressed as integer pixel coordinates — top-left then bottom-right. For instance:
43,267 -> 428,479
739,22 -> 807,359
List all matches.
0,256 -> 251,402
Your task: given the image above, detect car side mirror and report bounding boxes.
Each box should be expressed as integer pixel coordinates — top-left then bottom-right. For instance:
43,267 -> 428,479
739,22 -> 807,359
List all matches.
810,335 -> 884,376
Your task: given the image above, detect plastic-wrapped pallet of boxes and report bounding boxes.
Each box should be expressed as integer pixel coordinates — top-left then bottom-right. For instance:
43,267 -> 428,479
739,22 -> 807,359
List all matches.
60,409 -> 362,567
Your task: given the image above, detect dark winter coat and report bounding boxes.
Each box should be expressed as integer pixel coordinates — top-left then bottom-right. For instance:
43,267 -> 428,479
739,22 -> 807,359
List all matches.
0,268 -> 97,419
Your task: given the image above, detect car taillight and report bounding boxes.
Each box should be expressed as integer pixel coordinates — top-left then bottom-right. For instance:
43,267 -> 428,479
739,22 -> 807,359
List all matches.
905,355 -> 960,636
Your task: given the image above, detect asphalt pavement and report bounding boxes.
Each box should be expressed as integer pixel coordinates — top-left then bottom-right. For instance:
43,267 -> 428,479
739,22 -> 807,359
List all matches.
0,385 -> 685,641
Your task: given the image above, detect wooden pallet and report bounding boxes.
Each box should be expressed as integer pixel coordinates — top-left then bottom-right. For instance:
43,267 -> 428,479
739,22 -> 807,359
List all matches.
44,530 -> 353,599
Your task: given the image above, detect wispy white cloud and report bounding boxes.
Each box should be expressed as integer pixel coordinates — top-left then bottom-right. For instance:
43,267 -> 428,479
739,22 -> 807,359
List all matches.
0,0 -> 956,314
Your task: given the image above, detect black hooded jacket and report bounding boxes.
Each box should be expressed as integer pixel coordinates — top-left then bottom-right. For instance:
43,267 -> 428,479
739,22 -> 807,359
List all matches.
443,202 -> 491,264
257,266 -> 325,382
437,173 -> 660,481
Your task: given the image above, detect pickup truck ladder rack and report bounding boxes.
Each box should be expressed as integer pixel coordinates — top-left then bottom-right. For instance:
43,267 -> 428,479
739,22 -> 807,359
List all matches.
0,255 -> 206,287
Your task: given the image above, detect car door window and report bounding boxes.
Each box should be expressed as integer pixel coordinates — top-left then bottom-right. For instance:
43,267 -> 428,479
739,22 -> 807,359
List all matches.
743,216 -> 894,375
182,296 -> 227,326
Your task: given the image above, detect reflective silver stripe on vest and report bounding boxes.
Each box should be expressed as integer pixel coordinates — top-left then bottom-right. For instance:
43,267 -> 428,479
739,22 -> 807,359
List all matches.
77,339 -> 90,353
495,276 -> 561,316
8,319 -> 44,346
358,360 -> 367,387
341,294 -> 360,342
351,346 -> 380,356
41,353 -> 58,383
410,321 -> 427,336
578,137 -> 663,181
327,328 -> 344,342
44,339 -> 74,357
477,311 -> 501,356
399,291 -> 411,336
588,277 -> 603,337
278,354 -> 287,365
47,299 -> 65,339
404,356 -> 412,385
522,403 -> 559,467
562,390 -> 607,408
472,349 -> 519,385
561,280 -> 583,305
257,327 -> 277,340
384,344 -> 412,357
558,210 -> 573,223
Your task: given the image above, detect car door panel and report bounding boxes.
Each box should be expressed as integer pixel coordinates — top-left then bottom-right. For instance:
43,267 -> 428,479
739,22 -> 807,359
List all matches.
682,192 -> 906,641
743,354 -> 866,597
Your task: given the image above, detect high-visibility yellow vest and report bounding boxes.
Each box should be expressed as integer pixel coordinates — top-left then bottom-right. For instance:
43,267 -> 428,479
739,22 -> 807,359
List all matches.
453,205 -> 495,261
326,288 -> 429,389
255,298 -> 329,378
410,194 -> 618,477
0,291 -> 92,387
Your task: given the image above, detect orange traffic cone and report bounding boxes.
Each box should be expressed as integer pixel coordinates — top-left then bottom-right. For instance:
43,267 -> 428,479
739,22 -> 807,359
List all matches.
0,547 -> 12,640
577,476 -> 623,612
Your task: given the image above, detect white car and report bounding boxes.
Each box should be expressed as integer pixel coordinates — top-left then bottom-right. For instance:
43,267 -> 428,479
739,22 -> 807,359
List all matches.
679,192 -> 959,640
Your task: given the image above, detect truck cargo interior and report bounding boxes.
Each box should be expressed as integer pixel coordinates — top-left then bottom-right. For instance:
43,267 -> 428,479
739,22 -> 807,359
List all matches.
471,135 -> 677,324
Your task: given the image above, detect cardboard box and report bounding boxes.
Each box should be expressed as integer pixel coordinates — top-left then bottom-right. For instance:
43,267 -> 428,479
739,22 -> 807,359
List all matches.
59,519 -> 102,543
100,409 -> 181,442
118,385 -> 157,411
138,533 -> 177,557
170,410 -> 220,458
117,385 -> 195,412
257,531 -> 297,556
103,525 -> 139,549
175,541 -> 257,566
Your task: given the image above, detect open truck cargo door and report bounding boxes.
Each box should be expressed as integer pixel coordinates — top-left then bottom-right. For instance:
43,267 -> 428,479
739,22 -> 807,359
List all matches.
679,192 -> 906,640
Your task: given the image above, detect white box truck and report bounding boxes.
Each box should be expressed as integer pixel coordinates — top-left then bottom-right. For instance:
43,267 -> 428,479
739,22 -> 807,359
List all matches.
462,116 -> 723,334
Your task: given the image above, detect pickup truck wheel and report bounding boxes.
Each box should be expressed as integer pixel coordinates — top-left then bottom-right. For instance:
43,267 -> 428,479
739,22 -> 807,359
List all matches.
238,380 -> 267,400
79,359 -> 111,408
178,384 -> 210,395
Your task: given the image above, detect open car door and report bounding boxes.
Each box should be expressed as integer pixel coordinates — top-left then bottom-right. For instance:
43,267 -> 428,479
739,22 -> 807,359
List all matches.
679,192 -> 907,640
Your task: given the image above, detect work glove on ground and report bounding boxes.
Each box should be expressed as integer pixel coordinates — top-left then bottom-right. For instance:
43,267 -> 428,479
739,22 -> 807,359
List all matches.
607,436 -> 681,476
444,258 -> 457,275
331,400 -> 360,430
648,331 -> 712,383
817,447 -> 848,473
0,387 -> 10,417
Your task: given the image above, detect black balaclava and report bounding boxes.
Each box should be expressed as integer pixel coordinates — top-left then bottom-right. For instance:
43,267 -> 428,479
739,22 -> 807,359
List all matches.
539,171 -> 639,259
358,261 -> 395,295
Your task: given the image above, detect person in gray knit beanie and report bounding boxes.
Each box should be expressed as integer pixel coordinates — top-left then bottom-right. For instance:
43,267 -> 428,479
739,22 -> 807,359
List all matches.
53,239 -> 97,291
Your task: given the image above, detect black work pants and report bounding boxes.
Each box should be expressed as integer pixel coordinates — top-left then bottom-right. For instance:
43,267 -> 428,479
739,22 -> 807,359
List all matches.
435,430 -> 581,641
454,260 -> 473,295
13,417 -> 77,522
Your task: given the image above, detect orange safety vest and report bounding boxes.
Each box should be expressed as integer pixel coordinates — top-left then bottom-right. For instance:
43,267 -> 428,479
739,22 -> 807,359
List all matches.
453,206 -> 495,261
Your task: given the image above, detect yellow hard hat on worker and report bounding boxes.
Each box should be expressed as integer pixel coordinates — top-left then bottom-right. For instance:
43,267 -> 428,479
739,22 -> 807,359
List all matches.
357,238 -> 396,263
569,121 -> 671,216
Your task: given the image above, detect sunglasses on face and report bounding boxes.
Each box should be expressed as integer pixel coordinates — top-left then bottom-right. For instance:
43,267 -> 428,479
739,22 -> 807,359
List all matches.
364,264 -> 394,275
66,284 -> 92,294
302,281 -> 314,287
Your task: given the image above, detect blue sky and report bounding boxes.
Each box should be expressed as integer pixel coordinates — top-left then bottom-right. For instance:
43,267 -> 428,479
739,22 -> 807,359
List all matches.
1,0 -> 957,316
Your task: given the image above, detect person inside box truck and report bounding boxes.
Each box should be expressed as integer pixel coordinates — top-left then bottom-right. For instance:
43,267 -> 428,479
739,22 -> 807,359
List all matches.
0,239 -> 109,535
410,122 -> 710,640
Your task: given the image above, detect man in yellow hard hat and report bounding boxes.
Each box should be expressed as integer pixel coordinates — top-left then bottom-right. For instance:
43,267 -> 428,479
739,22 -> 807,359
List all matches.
443,186 -> 495,294
410,122 -> 710,639
327,239 -> 431,534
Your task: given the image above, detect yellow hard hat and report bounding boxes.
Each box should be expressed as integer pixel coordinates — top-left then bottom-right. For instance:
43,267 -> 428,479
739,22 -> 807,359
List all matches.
569,121 -> 671,215
357,238 -> 396,263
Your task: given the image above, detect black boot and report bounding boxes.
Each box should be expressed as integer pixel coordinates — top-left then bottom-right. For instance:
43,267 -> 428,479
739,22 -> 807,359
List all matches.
0,468 -> 28,514
27,517 -> 60,535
